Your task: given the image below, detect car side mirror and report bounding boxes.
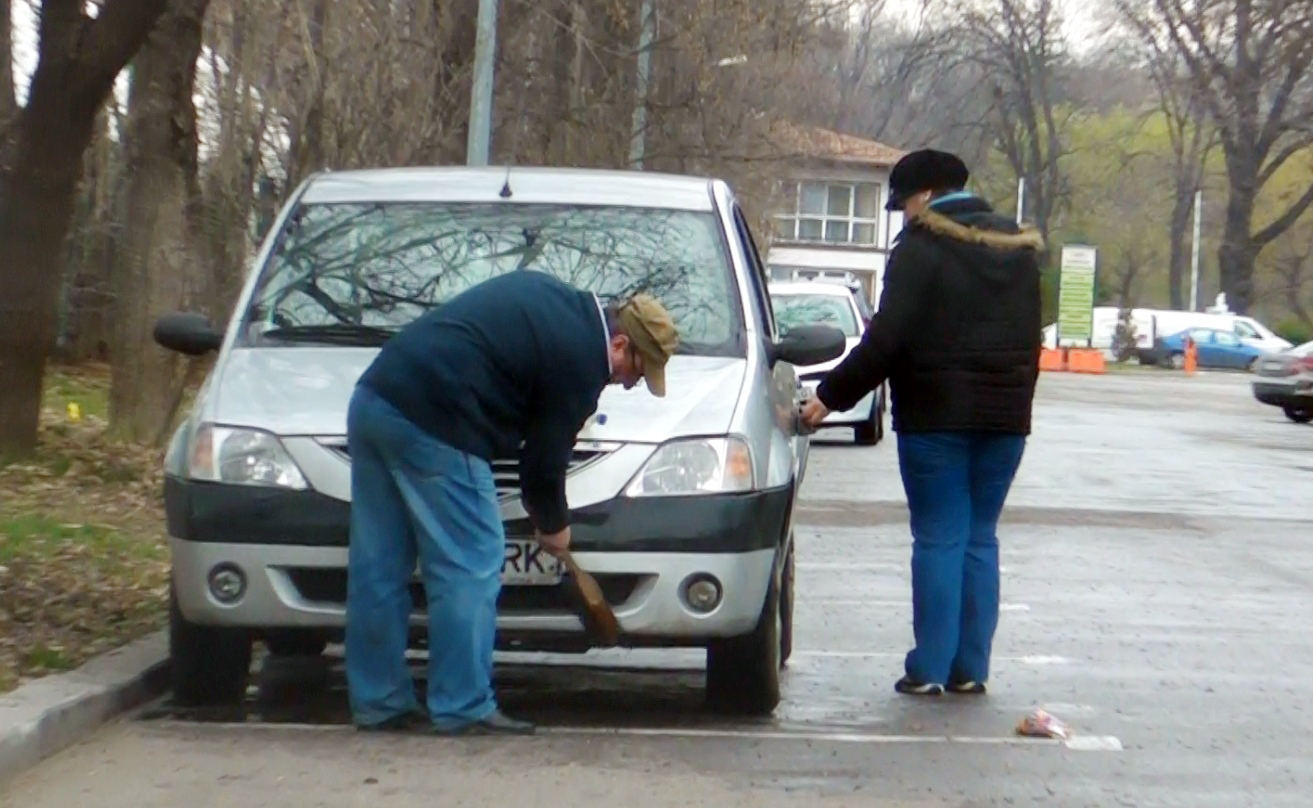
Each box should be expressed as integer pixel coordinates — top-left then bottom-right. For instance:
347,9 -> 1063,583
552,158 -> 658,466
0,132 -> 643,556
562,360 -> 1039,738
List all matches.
768,324 -> 847,367
154,311 -> 224,356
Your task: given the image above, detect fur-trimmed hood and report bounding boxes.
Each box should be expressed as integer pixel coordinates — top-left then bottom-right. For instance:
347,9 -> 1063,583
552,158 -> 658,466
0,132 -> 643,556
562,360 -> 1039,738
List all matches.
908,208 -> 1046,252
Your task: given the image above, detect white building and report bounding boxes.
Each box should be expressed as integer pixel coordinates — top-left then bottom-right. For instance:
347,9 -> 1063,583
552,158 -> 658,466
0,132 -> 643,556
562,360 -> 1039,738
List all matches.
762,124 -> 906,308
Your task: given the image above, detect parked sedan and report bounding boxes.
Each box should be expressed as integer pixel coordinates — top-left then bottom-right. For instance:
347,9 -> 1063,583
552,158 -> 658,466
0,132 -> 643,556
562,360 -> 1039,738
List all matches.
150,166 -> 847,717
1251,340 -> 1313,423
1157,327 -> 1270,371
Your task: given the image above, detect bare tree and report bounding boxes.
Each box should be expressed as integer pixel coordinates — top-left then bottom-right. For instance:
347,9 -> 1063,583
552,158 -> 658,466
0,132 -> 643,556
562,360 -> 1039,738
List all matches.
1122,0 -> 1313,314
0,0 -> 172,457
110,0 -> 212,443
959,0 -> 1073,249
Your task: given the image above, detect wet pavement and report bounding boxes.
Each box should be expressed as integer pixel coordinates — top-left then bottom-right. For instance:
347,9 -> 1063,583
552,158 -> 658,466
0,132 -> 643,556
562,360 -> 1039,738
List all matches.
5,370 -> 1313,807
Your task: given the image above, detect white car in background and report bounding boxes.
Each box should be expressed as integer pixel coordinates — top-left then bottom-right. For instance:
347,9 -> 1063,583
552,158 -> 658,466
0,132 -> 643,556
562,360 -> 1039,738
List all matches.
769,280 -> 885,445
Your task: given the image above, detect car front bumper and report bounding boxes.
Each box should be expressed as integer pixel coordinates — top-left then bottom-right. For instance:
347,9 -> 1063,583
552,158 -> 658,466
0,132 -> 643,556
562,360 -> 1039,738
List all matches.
165,478 -> 790,649
799,379 -> 877,425
1252,379 -> 1313,408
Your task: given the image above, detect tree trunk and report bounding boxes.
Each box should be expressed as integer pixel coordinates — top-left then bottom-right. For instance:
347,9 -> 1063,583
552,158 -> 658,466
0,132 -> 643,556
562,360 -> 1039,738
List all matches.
1166,186 -> 1193,310
1217,183 -> 1260,315
109,0 -> 212,443
0,0 -> 172,457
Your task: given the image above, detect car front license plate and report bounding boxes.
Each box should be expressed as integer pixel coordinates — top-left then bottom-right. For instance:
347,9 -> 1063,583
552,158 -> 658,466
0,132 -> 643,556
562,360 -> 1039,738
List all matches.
502,539 -> 565,586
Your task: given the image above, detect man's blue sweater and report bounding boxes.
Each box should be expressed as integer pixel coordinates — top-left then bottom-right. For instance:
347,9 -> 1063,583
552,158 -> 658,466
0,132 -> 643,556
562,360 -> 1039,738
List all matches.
357,271 -> 610,534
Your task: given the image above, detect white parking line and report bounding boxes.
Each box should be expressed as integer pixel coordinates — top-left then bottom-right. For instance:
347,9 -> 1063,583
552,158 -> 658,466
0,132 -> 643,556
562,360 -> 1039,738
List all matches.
803,599 -> 1032,612
794,651 -> 1071,665
548,725 -> 1121,751
143,720 -> 1121,751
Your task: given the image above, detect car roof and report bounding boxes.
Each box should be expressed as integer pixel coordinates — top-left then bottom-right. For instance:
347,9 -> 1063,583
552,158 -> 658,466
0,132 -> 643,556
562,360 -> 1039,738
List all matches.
298,166 -> 720,211
767,281 -> 855,298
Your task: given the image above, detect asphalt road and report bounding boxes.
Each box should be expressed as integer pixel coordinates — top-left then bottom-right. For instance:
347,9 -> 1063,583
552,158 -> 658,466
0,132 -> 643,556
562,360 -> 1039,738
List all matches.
5,369 -> 1312,807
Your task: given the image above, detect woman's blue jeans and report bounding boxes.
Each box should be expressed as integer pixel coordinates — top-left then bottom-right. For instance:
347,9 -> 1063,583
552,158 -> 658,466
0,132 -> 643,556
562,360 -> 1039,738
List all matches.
896,431 -> 1026,685
343,385 -> 505,730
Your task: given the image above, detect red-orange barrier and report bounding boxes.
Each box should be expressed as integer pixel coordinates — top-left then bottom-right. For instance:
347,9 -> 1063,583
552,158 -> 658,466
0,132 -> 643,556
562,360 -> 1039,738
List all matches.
1067,349 -> 1106,375
1039,348 -> 1066,372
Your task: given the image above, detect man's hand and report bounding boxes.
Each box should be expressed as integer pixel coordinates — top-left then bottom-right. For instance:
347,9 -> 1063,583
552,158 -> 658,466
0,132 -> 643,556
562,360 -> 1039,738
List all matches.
536,526 -> 571,558
800,396 -> 830,428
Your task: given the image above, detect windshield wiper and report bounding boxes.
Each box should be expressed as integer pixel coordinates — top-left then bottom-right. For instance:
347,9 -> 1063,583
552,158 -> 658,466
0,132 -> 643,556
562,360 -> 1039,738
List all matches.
259,323 -> 398,347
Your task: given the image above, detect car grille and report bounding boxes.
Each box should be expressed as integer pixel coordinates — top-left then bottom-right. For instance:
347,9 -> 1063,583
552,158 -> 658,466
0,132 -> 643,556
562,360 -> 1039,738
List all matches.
284,567 -> 642,613
322,441 -> 610,496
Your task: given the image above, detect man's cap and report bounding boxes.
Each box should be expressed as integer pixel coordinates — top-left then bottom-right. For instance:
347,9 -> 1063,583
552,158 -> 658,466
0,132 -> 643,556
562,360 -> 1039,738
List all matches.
886,149 -> 971,212
617,294 -> 679,397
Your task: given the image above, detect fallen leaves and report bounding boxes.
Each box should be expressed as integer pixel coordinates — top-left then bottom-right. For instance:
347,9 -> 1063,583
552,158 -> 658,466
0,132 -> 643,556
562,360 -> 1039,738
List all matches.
1,380 -> 171,693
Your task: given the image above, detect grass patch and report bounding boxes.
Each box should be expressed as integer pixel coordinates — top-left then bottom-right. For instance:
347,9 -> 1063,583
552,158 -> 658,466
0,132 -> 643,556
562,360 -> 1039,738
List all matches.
0,363 -> 171,693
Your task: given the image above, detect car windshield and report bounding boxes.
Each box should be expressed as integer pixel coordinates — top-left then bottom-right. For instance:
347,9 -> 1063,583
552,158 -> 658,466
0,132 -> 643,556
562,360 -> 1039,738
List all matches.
238,201 -> 743,355
772,293 -> 859,337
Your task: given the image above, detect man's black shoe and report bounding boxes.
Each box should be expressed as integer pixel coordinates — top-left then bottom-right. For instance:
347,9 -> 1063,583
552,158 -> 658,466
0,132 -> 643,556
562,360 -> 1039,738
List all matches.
356,710 -> 429,732
431,710 -> 536,736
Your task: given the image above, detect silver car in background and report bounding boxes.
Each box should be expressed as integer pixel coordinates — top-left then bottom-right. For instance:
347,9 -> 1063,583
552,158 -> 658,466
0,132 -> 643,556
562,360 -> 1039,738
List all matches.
1251,340 -> 1313,423
152,167 -> 846,717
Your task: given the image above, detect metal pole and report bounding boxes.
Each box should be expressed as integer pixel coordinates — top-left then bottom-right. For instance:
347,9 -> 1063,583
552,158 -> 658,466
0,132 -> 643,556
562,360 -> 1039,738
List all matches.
1016,177 -> 1025,225
1189,188 -> 1202,311
629,0 -> 655,169
467,0 -> 499,166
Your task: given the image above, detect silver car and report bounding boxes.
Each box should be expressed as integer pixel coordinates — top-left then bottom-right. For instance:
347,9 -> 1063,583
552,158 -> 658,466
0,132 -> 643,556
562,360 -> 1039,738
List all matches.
152,166 -> 846,716
1251,339 -> 1313,423
768,280 -> 886,445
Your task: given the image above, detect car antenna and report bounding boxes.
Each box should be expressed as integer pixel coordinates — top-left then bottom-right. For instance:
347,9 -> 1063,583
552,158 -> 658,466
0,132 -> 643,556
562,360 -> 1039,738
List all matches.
499,165 -> 513,199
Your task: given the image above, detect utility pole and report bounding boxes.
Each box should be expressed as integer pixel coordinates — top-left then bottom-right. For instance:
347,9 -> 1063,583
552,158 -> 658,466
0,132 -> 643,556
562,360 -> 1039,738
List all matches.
1015,177 -> 1026,225
467,0 -> 499,166
628,0 -> 655,169
1189,188 -> 1202,311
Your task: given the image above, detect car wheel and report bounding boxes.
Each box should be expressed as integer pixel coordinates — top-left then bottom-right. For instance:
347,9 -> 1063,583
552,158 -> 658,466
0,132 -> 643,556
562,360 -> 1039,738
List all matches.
1169,352 -> 1186,370
169,581 -> 252,707
854,393 -> 884,446
263,630 -> 328,658
1248,358 -> 1263,373
779,537 -> 794,667
1284,406 -> 1313,424
705,555 -> 783,716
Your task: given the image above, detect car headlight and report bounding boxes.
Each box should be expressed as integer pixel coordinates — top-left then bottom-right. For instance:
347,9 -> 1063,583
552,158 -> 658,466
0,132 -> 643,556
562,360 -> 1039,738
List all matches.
188,424 -> 308,489
624,437 -> 754,497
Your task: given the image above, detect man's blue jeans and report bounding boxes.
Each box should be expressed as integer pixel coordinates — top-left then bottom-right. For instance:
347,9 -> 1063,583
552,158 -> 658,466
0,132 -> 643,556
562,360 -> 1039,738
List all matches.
344,385 -> 504,730
896,431 -> 1026,685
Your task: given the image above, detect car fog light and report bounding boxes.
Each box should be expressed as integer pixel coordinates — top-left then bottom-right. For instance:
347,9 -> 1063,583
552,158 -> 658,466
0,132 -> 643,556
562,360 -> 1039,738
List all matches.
208,563 -> 247,604
682,575 -> 722,614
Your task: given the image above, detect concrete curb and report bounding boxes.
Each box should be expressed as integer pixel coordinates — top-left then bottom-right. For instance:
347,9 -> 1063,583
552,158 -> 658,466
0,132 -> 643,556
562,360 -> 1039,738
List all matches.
0,630 -> 170,784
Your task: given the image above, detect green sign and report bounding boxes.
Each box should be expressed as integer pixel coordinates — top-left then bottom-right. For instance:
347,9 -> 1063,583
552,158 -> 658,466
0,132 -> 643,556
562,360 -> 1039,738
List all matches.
1056,245 -> 1097,345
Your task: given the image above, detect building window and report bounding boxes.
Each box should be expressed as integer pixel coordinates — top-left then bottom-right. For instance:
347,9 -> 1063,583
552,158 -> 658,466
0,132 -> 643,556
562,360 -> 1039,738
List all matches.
775,180 -> 881,246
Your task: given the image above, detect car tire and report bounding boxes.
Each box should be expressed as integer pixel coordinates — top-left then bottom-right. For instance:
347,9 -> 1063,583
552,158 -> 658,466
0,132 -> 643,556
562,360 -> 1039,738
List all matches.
169,582 -> 252,707
1284,406 -> 1313,424
1168,352 -> 1186,370
854,391 -> 884,446
779,538 -> 795,667
705,554 -> 783,716
263,630 -> 328,657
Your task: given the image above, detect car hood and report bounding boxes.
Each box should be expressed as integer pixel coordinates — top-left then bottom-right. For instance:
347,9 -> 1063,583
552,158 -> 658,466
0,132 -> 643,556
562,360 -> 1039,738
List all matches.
793,335 -> 861,375
208,348 -> 746,443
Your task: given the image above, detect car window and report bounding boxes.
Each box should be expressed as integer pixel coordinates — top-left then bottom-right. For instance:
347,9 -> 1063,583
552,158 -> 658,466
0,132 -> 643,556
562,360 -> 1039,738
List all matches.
772,293 -> 860,338
731,205 -> 776,339
241,201 -> 744,356
1215,331 -> 1240,347
1234,320 -> 1260,339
